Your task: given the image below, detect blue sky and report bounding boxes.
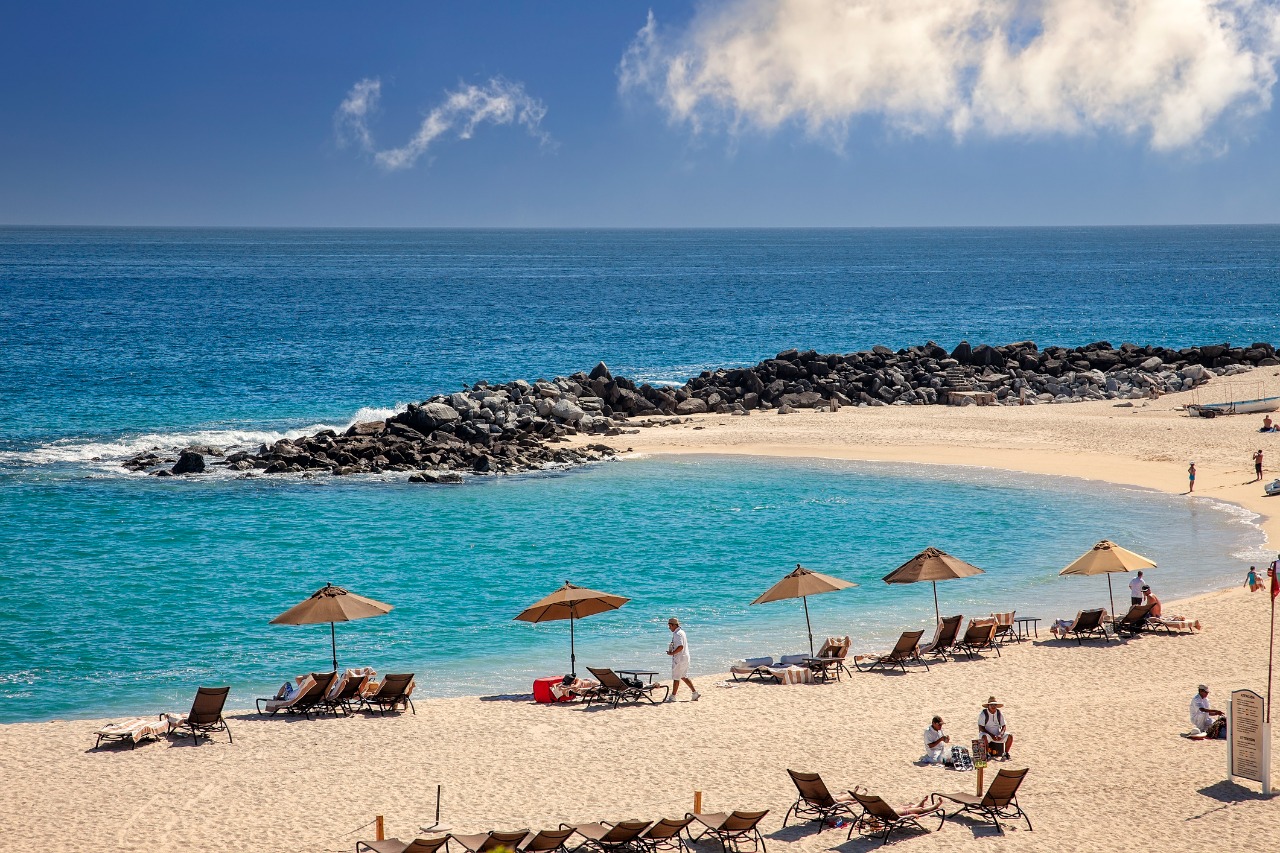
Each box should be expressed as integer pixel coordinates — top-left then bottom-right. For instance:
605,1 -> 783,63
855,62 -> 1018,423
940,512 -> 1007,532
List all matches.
2,1 -> 1279,227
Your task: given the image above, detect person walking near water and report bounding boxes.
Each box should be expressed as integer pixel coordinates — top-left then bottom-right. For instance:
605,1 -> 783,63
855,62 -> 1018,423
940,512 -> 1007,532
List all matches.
1254,449 -> 1264,482
1245,566 -> 1264,592
1188,461 -> 1196,493
664,617 -> 700,702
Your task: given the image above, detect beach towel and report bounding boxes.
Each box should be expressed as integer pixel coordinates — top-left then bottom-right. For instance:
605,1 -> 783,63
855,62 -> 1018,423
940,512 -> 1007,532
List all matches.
95,717 -> 171,746
262,673 -> 317,714
1152,617 -> 1200,633
329,666 -> 376,701
550,677 -> 599,701
771,665 -> 815,685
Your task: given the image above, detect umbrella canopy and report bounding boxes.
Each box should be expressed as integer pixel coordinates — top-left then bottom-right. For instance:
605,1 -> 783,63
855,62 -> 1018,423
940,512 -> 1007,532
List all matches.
514,581 -> 629,676
882,546 -> 985,623
1060,539 -> 1156,617
752,564 -> 857,655
269,582 -> 393,671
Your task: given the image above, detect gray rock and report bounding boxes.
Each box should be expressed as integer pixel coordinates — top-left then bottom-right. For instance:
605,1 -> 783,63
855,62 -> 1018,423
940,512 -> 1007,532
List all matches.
171,450 -> 205,475
552,398 -> 586,422
675,398 -> 708,415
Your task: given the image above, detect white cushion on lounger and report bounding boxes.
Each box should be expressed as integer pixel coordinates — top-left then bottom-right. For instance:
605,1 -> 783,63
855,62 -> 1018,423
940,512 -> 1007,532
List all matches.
778,654 -> 809,666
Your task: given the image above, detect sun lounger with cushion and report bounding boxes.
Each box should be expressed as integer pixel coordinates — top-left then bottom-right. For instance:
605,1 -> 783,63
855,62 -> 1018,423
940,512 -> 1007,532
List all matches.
1051,609 -> 1112,644
164,685 -> 232,744
256,671 -> 337,718
633,817 -> 693,853
93,717 -> 172,750
325,667 -> 375,715
990,611 -> 1016,644
852,630 -> 929,673
360,673 -> 416,715
729,657 -> 778,683
847,789 -> 944,846
955,619 -> 1001,659
918,615 -> 963,659
1147,616 -> 1201,634
585,667 -> 670,706
563,820 -> 650,853
937,767 -> 1031,833
687,811 -> 768,853
782,770 -> 857,828
357,836 -> 450,853
1113,603 -> 1154,636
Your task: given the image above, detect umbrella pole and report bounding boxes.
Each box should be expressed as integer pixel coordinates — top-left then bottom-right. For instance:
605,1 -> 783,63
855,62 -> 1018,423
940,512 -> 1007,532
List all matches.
570,614 -> 576,677
932,581 -> 940,624
1107,575 -> 1117,621
803,596 -> 814,656
330,621 -> 338,672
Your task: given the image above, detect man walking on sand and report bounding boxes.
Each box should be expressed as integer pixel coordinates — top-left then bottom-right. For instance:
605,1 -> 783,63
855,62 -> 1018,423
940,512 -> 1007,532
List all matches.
664,617 -> 700,702
1254,449 -> 1264,482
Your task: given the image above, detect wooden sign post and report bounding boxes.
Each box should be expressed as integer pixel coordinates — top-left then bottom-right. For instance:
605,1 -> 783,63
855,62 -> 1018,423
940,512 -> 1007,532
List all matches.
1228,689 -> 1271,795
376,815 -> 385,841
971,739 -> 987,797
693,791 -> 703,814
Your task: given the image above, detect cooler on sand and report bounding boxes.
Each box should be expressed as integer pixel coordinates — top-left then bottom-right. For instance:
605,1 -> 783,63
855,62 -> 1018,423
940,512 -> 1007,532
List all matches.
533,676 -> 570,703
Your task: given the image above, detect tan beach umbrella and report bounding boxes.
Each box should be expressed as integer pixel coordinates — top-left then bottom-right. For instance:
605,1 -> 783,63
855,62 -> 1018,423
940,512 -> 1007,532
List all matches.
514,581 -> 630,676
1060,539 -> 1156,618
269,582 -> 393,672
751,564 -> 858,655
882,546 -> 985,624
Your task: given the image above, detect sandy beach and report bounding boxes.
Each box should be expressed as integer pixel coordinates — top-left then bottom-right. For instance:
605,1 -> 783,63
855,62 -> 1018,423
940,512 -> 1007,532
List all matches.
7,386 -> 1280,852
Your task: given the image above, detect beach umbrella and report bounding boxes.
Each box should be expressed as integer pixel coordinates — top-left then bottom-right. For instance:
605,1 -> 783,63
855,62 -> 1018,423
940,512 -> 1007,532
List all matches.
514,581 -> 629,676
751,564 -> 858,656
1059,539 -> 1156,618
882,546 -> 985,624
269,582 -> 393,672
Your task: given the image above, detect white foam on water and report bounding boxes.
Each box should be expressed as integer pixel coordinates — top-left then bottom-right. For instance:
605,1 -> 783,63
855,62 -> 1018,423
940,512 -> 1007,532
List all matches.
0,404 -> 407,468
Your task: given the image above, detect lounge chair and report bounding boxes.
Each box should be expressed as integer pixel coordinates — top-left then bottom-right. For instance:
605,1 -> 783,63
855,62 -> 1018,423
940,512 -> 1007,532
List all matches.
852,630 -> 929,673
1146,615 -> 1201,634
918,615 -> 963,660
584,667 -> 669,706
805,636 -> 852,682
256,671 -> 337,718
729,657 -> 778,683
563,820 -> 650,853
519,828 -> 576,853
955,619 -> 1001,659
847,789 -> 944,846
633,817 -> 693,853
990,611 -> 1016,644
326,667 -> 375,715
782,770 -> 857,829
360,673 -> 416,715
357,836 -> 450,853
687,811 -> 768,853
937,767 -> 1031,833
449,830 -> 532,853
164,685 -> 232,744
1051,609 -> 1112,644
1113,603 -> 1155,636
93,717 -> 172,750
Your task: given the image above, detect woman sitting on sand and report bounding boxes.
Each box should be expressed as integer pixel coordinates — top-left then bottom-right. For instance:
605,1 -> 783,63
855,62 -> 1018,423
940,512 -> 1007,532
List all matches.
850,786 -> 943,817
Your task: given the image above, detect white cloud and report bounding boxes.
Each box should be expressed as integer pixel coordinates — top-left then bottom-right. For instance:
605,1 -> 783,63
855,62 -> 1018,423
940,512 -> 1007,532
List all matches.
335,77 -> 548,170
620,0 -> 1280,150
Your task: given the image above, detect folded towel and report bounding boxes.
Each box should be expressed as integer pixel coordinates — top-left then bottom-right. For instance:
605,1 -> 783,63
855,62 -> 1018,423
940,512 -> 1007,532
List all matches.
96,717 -> 171,743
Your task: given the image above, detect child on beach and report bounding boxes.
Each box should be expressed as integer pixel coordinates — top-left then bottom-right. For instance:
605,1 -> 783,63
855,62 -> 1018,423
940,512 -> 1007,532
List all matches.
1246,566 -> 1264,592
1188,462 -> 1196,493
1255,449 -> 1264,482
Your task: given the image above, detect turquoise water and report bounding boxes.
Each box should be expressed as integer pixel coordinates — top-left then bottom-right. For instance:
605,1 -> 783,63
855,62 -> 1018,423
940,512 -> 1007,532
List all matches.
0,455 -> 1263,723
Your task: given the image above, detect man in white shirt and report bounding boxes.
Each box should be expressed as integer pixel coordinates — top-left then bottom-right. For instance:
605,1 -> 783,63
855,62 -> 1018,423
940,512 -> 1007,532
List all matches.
664,617 -> 700,702
978,696 -> 1014,759
922,716 -> 950,765
1129,571 -> 1146,605
1190,685 -> 1224,735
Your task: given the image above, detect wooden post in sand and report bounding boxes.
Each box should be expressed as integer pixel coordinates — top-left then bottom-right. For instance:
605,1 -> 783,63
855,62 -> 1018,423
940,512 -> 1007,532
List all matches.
971,739 -> 987,797
693,791 -> 702,814
376,815 -> 385,841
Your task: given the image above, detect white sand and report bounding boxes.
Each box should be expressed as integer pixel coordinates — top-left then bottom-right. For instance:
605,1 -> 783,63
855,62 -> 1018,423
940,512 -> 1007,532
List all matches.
7,386 -> 1280,852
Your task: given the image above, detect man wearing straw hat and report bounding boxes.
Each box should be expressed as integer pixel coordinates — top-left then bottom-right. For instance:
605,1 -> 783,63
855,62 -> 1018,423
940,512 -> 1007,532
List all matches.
664,617 -> 700,702
978,696 -> 1014,760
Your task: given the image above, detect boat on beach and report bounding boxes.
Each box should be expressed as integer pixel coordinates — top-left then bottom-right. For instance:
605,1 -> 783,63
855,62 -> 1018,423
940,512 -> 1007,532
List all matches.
1186,395 -> 1280,417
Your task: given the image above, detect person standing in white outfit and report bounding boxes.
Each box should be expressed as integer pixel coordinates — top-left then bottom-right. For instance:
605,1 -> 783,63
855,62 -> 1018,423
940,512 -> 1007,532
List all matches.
665,617 -> 700,702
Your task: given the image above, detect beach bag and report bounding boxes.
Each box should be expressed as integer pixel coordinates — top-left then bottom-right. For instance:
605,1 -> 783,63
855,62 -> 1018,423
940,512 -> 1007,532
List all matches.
1208,718 -> 1227,739
623,676 -> 643,689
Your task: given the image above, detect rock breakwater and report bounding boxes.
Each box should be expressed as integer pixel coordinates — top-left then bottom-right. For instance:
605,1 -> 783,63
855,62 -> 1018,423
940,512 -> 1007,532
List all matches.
125,339 -> 1275,480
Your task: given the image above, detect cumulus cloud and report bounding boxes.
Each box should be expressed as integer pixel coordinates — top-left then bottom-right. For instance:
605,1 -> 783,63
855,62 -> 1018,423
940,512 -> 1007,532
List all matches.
335,77 -> 548,170
620,1 -> 1280,150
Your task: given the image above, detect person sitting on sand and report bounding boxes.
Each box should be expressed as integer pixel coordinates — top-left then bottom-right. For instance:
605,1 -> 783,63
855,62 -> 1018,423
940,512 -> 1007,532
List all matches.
1264,415 -> 1274,432
1191,685 -> 1225,736
978,696 -> 1013,759
921,715 -> 950,765
850,786 -> 944,817
1143,586 -> 1202,630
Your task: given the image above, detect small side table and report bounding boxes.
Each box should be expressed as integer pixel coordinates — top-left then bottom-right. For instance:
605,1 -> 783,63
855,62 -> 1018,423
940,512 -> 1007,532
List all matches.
1014,616 -> 1040,640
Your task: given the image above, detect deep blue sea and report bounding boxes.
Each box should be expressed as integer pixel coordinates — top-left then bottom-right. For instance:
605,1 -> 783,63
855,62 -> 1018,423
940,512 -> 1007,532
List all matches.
1,227 -> 1277,723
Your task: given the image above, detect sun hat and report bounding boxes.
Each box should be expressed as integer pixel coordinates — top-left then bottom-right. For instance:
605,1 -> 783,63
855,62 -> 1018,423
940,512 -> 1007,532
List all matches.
983,696 -> 1003,707
1198,684 -> 1208,692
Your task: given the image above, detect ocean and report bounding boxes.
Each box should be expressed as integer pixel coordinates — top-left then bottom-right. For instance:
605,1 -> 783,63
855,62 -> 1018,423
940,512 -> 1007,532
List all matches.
1,226 -> 1276,722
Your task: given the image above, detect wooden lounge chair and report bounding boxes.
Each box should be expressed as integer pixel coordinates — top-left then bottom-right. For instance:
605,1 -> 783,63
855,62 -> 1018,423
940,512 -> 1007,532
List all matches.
357,836 -> 450,853
256,671 -> 337,719
805,636 -> 852,682
360,673 -> 416,715
729,657 -> 779,683
852,630 -> 929,673
1055,609 -> 1112,644
585,667 -> 669,706
632,817 -> 693,853
847,789 -> 944,846
919,615 -> 963,660
563,820 -> 650,853
990,611 -> 1016,644
782,770 -> 857,829
937,767 -> 1031,833
164,685 -> 232,744
449,830 -> 532,853
955,619 -> 1001,660
325,668 -> 374,716
519,828 -> 576,853
1113,602 -> 1155,636
688,811 -> 768,853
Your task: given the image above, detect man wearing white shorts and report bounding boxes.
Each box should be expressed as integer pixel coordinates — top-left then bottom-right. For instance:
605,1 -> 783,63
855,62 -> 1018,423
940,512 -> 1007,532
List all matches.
665,617 -> 700,702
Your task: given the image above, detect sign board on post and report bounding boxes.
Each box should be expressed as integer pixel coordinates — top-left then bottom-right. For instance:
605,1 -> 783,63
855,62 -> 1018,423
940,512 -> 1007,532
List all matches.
1228,689 -> 1271,795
